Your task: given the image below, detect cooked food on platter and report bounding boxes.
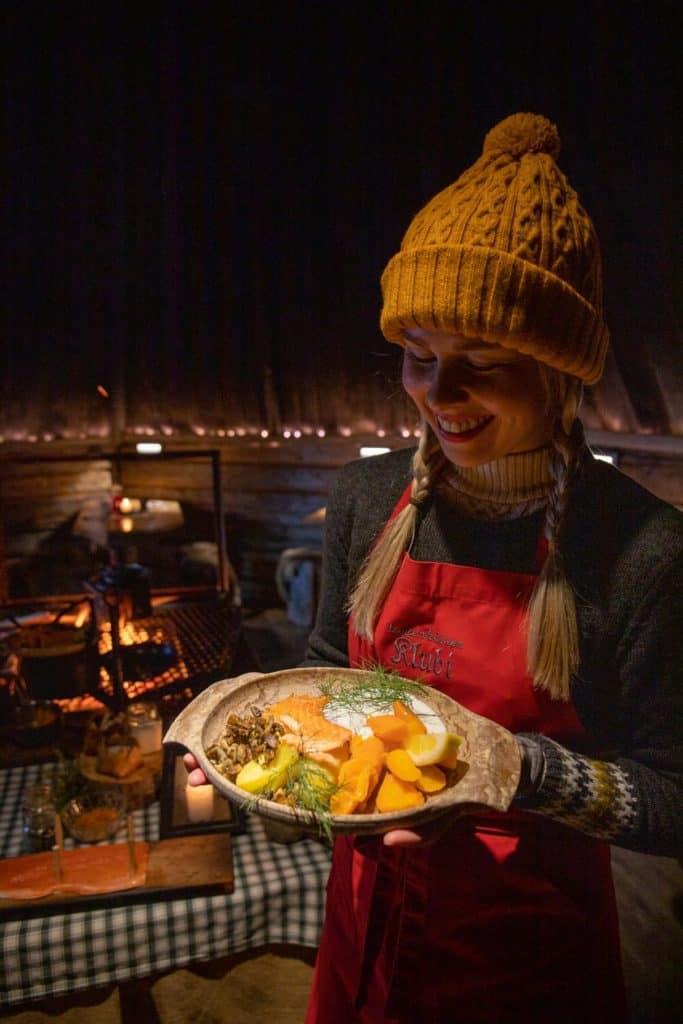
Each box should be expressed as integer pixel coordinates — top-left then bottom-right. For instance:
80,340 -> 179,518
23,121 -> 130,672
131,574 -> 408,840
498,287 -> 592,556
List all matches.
164,667 -> 522,837
78,710 -> 161,789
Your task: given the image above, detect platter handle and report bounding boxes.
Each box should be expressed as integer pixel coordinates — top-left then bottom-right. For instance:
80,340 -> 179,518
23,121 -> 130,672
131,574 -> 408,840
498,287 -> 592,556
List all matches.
163,672 -> 265,755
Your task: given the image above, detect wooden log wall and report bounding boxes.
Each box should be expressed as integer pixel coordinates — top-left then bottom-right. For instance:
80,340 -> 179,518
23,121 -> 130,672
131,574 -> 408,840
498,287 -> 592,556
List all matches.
0,439 -> 365,607
115,440 -> 360,608
1,438 -> 682,607
0,459 -> 113,599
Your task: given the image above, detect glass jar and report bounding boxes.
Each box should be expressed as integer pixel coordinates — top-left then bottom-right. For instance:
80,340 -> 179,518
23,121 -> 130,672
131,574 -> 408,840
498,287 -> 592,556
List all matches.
126,701 -> 162,754
21,781 -> 56,852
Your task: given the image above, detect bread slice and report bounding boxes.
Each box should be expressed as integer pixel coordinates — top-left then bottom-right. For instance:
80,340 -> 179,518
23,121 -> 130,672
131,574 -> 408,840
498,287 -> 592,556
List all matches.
97,742 -> 143,778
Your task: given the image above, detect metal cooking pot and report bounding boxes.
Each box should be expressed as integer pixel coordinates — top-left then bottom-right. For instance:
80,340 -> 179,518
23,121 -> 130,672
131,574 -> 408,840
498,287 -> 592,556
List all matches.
12,625 -> 95,700
0,699 -> 63,748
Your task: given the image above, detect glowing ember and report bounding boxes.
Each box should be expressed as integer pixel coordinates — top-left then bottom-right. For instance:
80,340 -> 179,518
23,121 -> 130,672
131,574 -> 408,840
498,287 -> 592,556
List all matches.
29,604 -> 240,716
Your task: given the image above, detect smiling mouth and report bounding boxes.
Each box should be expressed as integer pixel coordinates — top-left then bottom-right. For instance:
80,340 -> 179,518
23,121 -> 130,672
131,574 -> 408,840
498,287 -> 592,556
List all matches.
435,414 -> 494,442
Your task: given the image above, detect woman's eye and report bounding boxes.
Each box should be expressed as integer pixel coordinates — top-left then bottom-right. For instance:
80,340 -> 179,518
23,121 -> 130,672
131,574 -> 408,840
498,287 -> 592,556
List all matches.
467,360 -> 507,371
406,350 -> 435,365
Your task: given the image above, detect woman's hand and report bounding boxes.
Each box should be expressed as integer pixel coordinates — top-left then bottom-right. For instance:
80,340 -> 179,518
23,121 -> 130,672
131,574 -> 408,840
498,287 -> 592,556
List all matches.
183,752 -> 209,787
382,812 -> 458,847
383,828 -> 424,847
381,736 -> 543,845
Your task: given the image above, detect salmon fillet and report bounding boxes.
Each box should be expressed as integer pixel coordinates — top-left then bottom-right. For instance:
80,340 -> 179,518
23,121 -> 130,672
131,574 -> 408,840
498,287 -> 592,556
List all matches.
268,695 -> 328,718
0,842 -> 149,900
268,694 -> 352,753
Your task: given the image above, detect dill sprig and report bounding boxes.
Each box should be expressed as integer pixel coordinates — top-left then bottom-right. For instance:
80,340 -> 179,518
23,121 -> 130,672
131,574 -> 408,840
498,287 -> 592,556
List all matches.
284,759 -> 339,843
320,665 -> 427,716
240,757 -> 339,843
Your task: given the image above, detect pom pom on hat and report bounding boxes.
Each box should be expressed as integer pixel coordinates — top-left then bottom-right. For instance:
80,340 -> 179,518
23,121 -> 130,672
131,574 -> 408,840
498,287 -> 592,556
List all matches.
483,112 -> 561,160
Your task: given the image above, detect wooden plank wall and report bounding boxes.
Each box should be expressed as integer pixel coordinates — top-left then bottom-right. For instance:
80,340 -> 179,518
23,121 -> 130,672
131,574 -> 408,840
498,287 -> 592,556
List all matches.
0,440 -> 364,606
116,440 -> 360,607
0,458 -> 114,600
1,439 -> 681,607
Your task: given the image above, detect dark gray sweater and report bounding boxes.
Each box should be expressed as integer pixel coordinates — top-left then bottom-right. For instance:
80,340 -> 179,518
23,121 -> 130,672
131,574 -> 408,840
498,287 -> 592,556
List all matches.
305,448 -> 683,857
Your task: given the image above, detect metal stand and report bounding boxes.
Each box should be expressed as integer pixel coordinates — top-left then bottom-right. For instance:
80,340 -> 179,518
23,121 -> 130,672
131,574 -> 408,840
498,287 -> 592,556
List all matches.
102,585 -> 127,712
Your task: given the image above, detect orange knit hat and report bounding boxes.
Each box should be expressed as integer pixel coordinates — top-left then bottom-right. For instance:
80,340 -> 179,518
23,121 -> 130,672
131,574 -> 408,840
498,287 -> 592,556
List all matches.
380,113 -> 609,383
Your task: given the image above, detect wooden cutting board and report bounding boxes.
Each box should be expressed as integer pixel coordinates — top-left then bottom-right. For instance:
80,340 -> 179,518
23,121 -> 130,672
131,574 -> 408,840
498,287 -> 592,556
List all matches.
0,834 -> 234,922
147,833 -> 233,891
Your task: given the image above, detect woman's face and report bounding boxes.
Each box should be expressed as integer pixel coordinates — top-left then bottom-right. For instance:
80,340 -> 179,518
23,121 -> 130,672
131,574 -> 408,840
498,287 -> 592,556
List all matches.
401,327 -> 552,468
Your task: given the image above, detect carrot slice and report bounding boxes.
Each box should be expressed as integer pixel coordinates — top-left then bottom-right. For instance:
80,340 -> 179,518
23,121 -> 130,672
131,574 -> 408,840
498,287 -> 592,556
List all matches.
392,700 -> 427,736
385,748 -> 421,783
367,714 -> 411,746
375,771 -> 424,813
332,739 -> 385,814
415,764 -> 447,794
329,789 -> 358,815
350,734 -> 386,762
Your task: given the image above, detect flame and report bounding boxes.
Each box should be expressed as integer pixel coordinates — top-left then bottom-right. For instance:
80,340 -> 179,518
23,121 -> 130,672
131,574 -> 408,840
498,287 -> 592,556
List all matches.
73,606 -> 89,629
96,619 -> 190,702
54,602 -> 91,629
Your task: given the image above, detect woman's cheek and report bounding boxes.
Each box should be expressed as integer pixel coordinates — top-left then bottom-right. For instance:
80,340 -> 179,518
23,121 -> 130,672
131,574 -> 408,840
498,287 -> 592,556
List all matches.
401,360 -> 425,401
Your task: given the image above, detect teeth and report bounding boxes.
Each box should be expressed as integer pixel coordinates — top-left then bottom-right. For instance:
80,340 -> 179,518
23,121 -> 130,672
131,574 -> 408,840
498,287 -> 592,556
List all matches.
437,415 -> 490,435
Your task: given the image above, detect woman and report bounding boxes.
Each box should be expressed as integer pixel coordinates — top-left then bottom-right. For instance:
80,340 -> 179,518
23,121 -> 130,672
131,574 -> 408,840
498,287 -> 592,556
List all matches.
189,114 -> 682,1022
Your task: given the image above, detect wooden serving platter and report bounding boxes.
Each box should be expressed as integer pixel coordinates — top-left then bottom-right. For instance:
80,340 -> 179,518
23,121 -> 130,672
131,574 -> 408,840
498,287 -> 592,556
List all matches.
0,834 -> 233,922
164,667 -> 521,837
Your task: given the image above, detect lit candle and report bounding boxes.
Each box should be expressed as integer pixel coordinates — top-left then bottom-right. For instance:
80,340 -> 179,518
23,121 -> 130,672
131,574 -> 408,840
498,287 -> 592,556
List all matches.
185,783 -> 214,823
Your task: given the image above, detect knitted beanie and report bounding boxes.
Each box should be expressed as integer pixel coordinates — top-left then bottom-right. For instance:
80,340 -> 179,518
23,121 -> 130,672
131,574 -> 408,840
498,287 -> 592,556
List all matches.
380,113 -> 609,383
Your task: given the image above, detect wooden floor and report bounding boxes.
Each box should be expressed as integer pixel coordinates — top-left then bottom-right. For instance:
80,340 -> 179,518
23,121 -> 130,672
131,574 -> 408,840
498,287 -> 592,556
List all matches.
2,609 -> 681,1023
612,846 -> 683,1024
0,948 -> 316,1024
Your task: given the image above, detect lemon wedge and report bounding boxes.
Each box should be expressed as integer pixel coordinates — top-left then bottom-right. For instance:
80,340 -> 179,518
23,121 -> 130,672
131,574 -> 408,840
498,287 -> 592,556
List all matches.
404,731 -> 462,768
235,744 -> 299,794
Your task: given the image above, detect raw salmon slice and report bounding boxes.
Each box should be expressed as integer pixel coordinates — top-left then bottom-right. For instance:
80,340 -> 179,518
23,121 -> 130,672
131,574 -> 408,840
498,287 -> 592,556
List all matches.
0,842 -> 149,900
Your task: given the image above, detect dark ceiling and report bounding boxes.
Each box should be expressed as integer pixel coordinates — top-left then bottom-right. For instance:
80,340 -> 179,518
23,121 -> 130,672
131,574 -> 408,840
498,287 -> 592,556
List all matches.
2,2 -> 680,443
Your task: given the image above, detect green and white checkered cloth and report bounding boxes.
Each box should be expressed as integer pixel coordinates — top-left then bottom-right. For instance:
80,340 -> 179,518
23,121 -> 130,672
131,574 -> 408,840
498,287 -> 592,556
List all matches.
0,765 -> 331,1008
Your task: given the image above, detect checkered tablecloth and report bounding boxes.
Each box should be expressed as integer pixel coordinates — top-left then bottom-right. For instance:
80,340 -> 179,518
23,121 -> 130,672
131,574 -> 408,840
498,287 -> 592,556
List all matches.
0,764 -> 332,1008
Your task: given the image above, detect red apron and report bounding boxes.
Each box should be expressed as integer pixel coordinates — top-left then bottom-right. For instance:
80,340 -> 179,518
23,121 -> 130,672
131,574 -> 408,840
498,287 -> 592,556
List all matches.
306,486 -> 625,1023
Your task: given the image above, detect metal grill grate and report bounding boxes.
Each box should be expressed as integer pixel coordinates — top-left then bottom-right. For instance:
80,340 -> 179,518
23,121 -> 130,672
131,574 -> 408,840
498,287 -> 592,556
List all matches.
56,601 -> 241,712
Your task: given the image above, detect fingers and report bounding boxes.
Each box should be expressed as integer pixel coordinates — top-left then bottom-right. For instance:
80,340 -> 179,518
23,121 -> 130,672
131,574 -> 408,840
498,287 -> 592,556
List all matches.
183,753 -> 209,786
186,767 -> 209,786
383,829 -> 423,847
382,812 -> 455,847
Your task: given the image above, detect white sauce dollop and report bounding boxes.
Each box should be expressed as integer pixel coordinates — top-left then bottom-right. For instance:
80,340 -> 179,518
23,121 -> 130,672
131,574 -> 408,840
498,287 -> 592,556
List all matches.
324,696 -> 444,737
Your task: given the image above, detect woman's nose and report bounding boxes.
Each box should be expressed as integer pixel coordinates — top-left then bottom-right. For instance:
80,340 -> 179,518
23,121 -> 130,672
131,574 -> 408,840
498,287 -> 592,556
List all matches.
427,361 -> 469,406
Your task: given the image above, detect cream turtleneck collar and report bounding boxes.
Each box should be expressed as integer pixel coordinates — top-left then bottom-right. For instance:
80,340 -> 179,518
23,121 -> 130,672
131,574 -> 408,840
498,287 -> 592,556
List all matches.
437,447 -> 554,519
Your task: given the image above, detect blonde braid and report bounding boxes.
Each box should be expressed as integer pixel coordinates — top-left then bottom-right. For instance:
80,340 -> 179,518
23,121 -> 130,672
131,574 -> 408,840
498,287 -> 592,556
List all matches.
349,425 -> 445,640
527,372 -> 585,700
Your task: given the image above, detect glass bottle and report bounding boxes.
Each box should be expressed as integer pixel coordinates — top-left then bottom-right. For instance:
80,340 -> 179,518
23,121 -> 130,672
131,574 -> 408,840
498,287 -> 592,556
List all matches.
21,782 -> 56,853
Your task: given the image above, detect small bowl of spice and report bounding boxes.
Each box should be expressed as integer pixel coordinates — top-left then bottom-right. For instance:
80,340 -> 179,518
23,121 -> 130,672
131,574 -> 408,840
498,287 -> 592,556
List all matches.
61,788 -> 126,843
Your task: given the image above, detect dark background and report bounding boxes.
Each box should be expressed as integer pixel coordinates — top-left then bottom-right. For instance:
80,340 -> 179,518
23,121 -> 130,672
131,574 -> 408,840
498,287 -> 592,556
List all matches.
2,1 -> 680,440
